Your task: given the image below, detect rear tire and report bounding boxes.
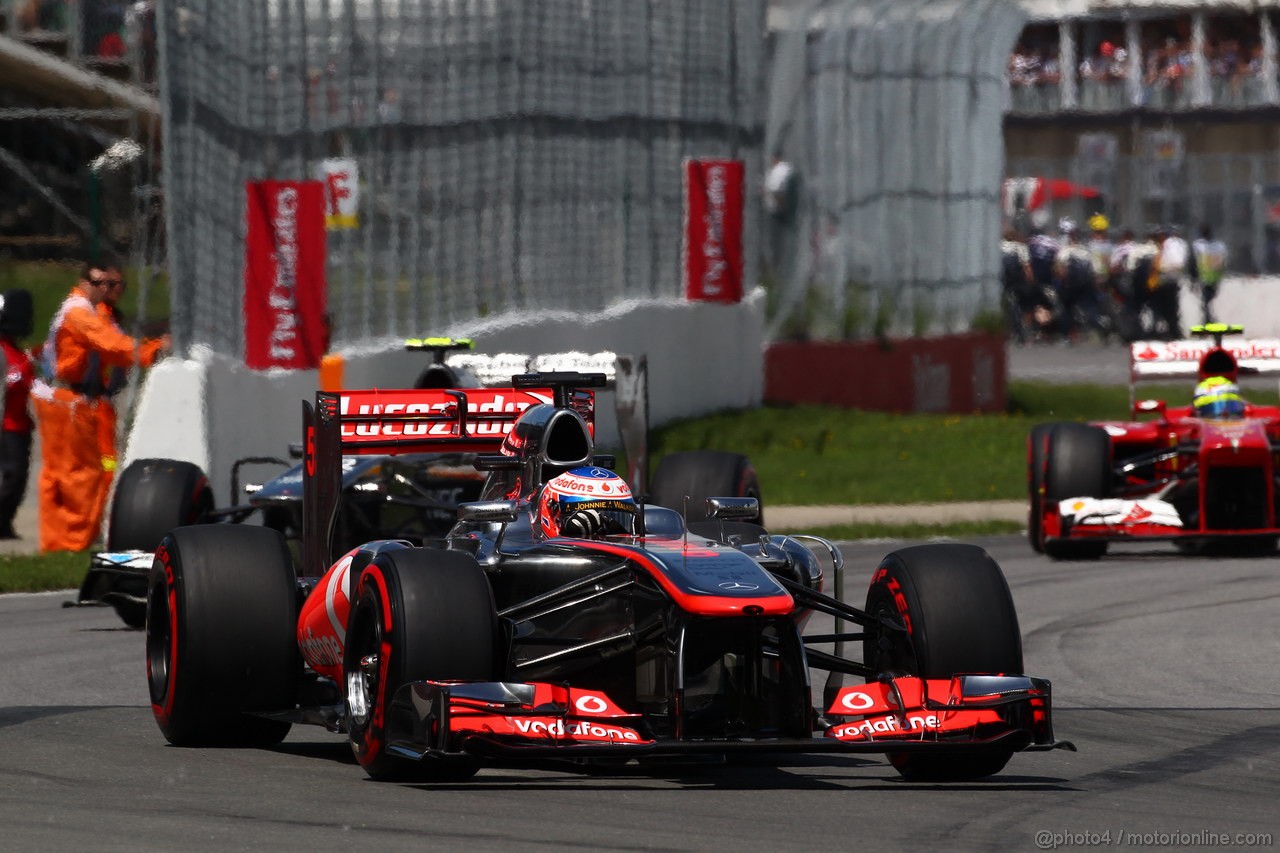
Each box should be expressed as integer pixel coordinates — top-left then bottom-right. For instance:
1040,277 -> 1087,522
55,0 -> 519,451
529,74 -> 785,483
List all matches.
146,525 -> 299,746
109,459 -> 215,552
864,543 -> 1024,781
344,549 -> 499,781
1042,423 -> 1111,560
649,451 -> 763,526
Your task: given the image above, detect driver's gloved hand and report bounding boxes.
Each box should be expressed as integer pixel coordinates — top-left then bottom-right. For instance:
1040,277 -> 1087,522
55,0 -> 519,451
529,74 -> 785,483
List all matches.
562,510 -> 605,538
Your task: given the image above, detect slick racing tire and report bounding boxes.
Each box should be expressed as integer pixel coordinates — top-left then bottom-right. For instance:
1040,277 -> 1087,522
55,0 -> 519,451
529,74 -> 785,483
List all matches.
649,451 -> 763,526
147,525 -> 299,747
344,549 -> 499,781
109,459 -> 215,552
1043,423 -> 1111,561
864,543 -> 1024,782
1027,424 -> 1054,553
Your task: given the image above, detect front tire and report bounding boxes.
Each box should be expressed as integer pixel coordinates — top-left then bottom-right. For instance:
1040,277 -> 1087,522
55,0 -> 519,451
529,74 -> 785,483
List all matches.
864,543 -> 1024,781
1042,423 -> 1111,560
344,549 -> 499,781
146,525 -> 299,746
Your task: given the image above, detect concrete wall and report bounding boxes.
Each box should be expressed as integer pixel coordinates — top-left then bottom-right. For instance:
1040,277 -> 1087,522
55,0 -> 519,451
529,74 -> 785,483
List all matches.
122,292 -> 767,506
1180,275 -> 1280,336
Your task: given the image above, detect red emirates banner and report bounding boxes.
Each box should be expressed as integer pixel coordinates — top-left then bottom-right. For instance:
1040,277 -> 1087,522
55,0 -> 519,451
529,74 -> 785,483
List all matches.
244,181 -> 328,370
683,158 -> 744,303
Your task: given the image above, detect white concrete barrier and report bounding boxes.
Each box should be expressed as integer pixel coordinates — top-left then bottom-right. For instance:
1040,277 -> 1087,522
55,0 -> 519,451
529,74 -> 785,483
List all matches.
122,291 -> 766,506
1180,275 -> 1280,335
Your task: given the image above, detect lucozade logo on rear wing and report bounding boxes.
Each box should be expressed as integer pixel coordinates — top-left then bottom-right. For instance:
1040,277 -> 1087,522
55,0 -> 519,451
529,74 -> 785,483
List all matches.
336,389 -> 561,440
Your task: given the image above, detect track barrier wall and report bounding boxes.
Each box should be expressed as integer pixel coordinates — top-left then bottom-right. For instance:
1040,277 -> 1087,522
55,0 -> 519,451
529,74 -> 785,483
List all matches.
764,332 -> 1006,414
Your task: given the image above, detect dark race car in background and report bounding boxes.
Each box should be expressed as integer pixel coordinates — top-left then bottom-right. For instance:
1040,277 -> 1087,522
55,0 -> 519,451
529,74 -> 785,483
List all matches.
71,343 -> 759,627
1030,324 -> 1280,559
144,371 -> 1071,782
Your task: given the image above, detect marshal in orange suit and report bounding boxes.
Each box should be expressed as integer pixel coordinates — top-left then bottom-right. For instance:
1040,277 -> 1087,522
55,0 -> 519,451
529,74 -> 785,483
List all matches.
32,262 -> 169,552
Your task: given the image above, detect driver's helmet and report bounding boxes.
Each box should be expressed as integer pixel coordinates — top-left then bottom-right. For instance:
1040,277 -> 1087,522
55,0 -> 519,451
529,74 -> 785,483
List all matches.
1193,376 -> 1246,420
536,467 -> 637,539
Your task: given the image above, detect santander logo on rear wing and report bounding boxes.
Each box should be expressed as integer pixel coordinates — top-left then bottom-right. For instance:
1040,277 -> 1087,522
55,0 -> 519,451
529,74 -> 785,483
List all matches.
329,387 -> 593,453
1130,338 -> 1280,378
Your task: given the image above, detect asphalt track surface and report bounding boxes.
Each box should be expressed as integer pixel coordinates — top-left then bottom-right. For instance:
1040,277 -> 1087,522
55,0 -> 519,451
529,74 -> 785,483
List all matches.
2,536 -> 1278,852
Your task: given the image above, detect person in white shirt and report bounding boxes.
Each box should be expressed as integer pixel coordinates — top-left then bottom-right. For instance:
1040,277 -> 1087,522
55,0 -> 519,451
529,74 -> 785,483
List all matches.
1192,224 -> 1228,324
764,155 -> 798,278
1153,226 -> 1191,339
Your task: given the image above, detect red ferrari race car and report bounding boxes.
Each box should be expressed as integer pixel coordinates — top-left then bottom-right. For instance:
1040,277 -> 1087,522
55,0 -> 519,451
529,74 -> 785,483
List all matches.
147,372 -> 1071,781
1029,324 -> 1280,559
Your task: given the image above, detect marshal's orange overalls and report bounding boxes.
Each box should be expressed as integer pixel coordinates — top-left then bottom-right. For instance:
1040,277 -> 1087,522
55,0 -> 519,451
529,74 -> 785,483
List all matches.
93,300 -> 130,536
32,286 -> 164,552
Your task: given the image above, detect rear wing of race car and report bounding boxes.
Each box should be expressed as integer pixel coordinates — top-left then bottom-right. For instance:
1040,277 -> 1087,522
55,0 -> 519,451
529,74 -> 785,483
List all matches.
300,377 -> 599,577
1128,335 -> 1280,408
404,342 -> 649,496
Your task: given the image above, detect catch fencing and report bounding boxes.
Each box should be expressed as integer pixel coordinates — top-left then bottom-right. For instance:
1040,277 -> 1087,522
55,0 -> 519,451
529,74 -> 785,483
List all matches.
764,0 -> 1024,341
158,0 -> 765,357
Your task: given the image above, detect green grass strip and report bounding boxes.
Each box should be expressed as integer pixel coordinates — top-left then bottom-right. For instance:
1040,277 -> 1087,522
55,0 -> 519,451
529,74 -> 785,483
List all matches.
0,551 -> 91,594
651,380 -> 1280,506
788,519 -> 1025,541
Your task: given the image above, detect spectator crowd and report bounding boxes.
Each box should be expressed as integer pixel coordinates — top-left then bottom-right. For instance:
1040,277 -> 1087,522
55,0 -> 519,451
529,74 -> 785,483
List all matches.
1008,17 -> 1271,111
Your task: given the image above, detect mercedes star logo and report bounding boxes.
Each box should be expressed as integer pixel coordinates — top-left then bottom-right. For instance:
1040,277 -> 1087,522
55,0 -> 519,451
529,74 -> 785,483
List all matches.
719,581 -> 759,591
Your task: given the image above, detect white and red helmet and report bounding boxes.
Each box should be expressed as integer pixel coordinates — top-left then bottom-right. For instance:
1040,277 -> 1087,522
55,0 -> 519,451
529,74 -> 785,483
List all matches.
536,467 -> 637,539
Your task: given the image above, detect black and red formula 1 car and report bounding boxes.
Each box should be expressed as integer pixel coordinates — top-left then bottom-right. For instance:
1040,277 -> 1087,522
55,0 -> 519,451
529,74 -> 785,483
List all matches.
1030,324 -> 1280,559
147,372 -> 1070,782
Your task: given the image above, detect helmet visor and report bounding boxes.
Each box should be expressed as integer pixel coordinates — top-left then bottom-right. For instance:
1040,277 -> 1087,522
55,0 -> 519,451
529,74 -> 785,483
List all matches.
557,498 -> 637,535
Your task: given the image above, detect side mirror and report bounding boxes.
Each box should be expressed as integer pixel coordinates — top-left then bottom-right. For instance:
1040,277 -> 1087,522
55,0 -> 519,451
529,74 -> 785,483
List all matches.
1134,399 -> 1166,418
457,500 -> 520,523
707,497 -> 760,521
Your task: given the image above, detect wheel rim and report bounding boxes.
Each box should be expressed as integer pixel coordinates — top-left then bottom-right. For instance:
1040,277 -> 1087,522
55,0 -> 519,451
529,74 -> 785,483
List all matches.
346,608 -> 380,730
866,597 -> 917,678
145,586 -> 171,702
347,654 -> 379,728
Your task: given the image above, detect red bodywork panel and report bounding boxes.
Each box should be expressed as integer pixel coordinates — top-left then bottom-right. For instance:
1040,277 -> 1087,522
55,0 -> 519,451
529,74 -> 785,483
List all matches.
447,683 -> 654,746
298,546 -> 359,682
824,678 -> 1048,743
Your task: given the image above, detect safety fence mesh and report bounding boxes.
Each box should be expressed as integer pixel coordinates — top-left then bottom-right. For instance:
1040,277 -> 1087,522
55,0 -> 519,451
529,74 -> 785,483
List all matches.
158,0 -> 764,356
764,0 -> 1024,341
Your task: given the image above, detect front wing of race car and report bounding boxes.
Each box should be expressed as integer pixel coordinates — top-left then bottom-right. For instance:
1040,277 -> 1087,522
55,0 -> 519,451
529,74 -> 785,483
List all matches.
1044,497 -> 1280,544
64,550 -> 155,626
380,674 -> 1072,762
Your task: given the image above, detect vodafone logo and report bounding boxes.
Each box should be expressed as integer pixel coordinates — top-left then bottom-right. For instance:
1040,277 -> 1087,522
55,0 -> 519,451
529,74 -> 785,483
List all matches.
840,691 -> 876,711
574,695 -> 608,714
